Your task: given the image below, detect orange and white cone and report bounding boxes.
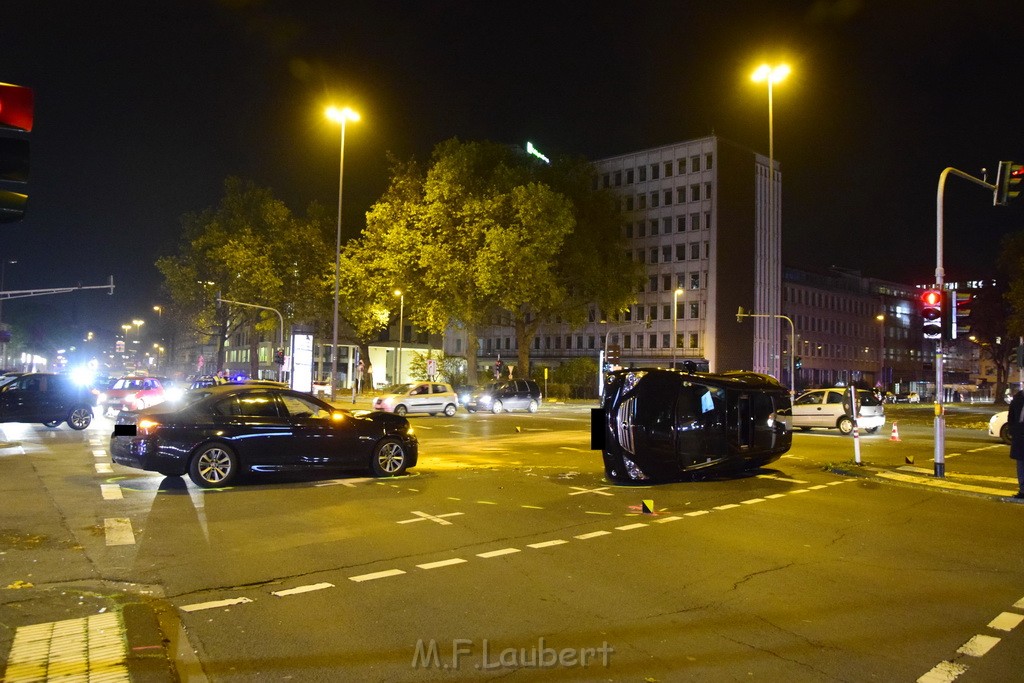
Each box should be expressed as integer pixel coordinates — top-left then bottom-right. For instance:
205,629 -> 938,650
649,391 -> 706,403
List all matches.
890,422 -> 901,442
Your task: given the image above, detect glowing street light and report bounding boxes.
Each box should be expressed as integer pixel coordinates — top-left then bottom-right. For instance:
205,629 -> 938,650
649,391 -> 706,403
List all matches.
326,105 -> 360,401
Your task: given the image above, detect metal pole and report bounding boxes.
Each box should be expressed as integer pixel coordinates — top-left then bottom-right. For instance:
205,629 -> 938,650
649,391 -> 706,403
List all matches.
395,293 -> 404,384
935,169 -> 948,478
672,289 -> 680,369
331,119 -> 347,401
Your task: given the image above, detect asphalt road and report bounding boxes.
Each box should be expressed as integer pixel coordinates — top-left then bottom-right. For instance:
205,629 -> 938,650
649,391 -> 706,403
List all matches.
2,404 -> 1023,682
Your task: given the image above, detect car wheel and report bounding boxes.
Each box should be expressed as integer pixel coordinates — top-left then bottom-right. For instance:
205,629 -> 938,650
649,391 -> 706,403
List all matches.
865,427 -> 879,434
443,403 -> 457,417
42,420 -> 61,428
1001,423 -> 1012,444
491,400 -> 503,414
466,408 -> 476,413
837,416 -> 854,435
370,438 -> 408,477
67,407 -> 93,430
527,399 -> 538,413
394,405 -> 408,416
189,443 -> 238,488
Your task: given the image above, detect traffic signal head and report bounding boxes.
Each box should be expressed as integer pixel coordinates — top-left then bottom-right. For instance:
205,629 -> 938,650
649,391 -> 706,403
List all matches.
0,83 -> 33,223
921,289 -> 942,340
996,160 -> 1024,206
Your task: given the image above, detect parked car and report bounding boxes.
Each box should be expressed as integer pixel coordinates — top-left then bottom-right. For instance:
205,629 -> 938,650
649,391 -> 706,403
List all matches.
894,391 -> 920,404
989,410 -> 1010,444
0,372 -> 94,430
98,376 -> 169,415
595,368 -> 791,483
789,388 -> 885,435
465,379 -> 542,413
372,382 -> 459,417
110,384 -> 417,487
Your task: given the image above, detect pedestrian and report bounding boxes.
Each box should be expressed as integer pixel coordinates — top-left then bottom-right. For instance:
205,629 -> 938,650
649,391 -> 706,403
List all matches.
1009,389 -> 1024,499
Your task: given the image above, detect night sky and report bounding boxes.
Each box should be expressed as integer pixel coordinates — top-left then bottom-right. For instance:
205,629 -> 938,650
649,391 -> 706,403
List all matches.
1,0 -> 1022,341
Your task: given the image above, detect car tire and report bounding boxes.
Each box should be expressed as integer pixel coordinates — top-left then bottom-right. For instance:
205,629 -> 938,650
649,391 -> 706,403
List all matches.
1001,423 -> 1012,444
189,443 -> 238,488
67,407 -> 93,430
527,399 -> 538,413
370,438 -> 408,477
837,416 -> 854,435
394,405 -> 408,417
466,408 -> 476,413
443,403 -> 457,417
491,400 -> 503,414
865,427 -> 879,434
42,420 -> 61,428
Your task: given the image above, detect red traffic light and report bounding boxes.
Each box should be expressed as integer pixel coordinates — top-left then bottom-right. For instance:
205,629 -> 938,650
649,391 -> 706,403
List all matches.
921,290 -> 941,306
0,83 -> 33,132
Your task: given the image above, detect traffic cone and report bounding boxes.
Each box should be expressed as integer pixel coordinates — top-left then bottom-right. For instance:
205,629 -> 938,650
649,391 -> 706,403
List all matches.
890,422 -> 901,442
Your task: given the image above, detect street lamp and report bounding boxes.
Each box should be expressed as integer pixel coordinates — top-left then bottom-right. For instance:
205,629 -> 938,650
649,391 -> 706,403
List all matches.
0,259 -> 15,368
326,105 -> 360,401
752,63 -> 789,378
672,287 -> 684,370
394,289 -> 404,384
153,305 -> 162,319
876,313 -> 886,390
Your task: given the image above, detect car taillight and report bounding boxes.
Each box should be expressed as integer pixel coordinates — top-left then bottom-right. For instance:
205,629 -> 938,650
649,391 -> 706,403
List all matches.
137,418 -> 160,436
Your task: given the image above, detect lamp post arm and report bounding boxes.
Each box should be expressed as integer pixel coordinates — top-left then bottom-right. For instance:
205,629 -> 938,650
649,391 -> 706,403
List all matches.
736,310 -> 796,398
215,297 -> 285,348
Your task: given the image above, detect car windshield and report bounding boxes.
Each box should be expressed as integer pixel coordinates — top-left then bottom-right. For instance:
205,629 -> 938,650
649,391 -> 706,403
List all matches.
385,383 -> 417,394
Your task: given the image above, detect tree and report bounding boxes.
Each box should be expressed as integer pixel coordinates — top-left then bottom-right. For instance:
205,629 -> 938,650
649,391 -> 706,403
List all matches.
966,281 -> 1013,403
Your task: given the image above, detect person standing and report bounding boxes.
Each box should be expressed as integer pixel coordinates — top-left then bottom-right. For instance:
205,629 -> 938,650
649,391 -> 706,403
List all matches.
1009,389 -> 1024,499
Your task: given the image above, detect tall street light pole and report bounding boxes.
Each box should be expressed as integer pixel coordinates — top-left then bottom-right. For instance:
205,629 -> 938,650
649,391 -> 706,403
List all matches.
752,63 -> 789,379
394,289 -> 404,384
326,105 -> 360,401
0,259 -> 16,368
672,287 -> 684,370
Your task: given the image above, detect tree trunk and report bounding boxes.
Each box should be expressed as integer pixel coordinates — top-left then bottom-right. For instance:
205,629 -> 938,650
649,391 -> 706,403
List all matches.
466,326 -> 479,385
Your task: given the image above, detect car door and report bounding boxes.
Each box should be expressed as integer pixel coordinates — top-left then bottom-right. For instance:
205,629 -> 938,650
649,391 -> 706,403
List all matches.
0,375 -> 50,422
212,391 -> 294,468
791,391 -> 824,428
278,392 -> 360,465
406,383 -> 433,413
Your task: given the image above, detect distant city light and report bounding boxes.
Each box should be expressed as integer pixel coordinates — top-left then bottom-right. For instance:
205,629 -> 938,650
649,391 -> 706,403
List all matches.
526,141 -> 549,164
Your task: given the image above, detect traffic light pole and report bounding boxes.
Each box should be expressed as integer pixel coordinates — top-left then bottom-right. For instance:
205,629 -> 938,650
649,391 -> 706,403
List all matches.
934,167 -> 997,478
215,297 -> 286,377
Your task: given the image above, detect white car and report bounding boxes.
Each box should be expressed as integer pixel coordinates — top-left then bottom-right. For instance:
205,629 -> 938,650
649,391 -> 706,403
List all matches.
989,411 -> 1011,444
372,382 -> 459,417
789,388 -> 886,435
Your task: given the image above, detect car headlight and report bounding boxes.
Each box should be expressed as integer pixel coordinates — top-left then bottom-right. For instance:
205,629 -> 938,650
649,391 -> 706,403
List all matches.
479,395 -> 493,405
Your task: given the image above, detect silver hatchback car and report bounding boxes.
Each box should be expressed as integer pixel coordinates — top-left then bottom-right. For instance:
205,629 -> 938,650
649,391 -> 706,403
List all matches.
372,382 -> 459,417
789,388 -> 885,435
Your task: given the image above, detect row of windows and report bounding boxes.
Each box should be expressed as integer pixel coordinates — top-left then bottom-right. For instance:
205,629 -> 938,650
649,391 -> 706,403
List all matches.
786,286 -> 878,316
483,329 -> 703,353
597,153 -> 714,189
794,315 -> 877,339
639,272 -> 705,293
618,302 -> 701,322
632,241 -> 708,264
611,332 -> 700,350
622,183 -> 712,211
623,212 -> 711,237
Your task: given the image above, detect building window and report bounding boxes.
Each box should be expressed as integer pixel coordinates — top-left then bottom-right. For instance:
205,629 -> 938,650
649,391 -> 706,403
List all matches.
690,156 -> 700,173
677,187 -> 686,204
588,335 -> 595,349
689,272 -> 700,289
676,244 -> 686,261
623,335 -> 632,349
662,275 -> 672,291
602,174 -> 610,188
638,194 -> 647,210
664,190 -> 672,205
624,223 -> 633,238
614,171 -> 622,187
689,332 -> 699,349
533,337 -> 540,350
703,211 -> 711,230
662,333 -> 670,348
703,241 -> 710,257
545,336 -> 551,349
505,337 -> 511,350
690,184 -> 700,202
677,273 -> 686,288
690,302 -> 699,319
648,305 -> 657,321
555,336 -> 561,349
626,169 -> 634,184
651,164 -> 660,180
637,250 -> 645,263
677,215 -> 686,232
650,334 -> 658,348
704,182 -> 712,199
576,335 -> 583,349
663,304 -> 671,319
638,221 -> 646,238
638,166 -> 647,182
456,338 -> 462,352
690,242 -> 700,260
649,275 -> 659,291
662,245 -> 672,262
705,152 -> 713,170
636,334 -> 644,349
662,217 -> 672,234
690,212 -> 700,230
650,247 -> 658,264
650,192 -> 659,208
647,219 -> 656,236
677,158 -> 686,174
665,161 -> 673,177
625,196 -> 634,211
486,338 -> 493,352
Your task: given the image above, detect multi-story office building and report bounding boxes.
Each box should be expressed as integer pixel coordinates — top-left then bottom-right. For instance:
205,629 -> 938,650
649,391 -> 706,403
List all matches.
465,135 -> 782,377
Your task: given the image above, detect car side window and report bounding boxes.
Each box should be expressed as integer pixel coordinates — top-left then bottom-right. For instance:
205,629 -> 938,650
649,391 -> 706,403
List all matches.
411,384 -> 428,396
826,392 -> 845,405
280,394 -> 329,419
432,384 -> 447,394
794,393 -> 821,406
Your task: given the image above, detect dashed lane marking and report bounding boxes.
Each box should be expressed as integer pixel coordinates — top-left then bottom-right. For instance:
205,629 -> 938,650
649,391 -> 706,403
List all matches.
100,484 -> 123,500
417,558 -> 468,570
714,503 -> 740,511
92,449 -> 106,458
575,530 -> 612,540
615,523 -> 647,531
315,477 -> 373,487
684,510 -> 710,517
559,446 -> 587,451
477,548 -> 520,558
988,612 -> 1024,631
756,474 -> 809,484
528,539 -> 568,549
180,597 -> 254,612
95,463 -> 113,474
272,583 -> 334,597
349,569 -> 406,583
655,515 -> 683,523
872,469 -> 1015,497
104,518 -> 135,546
741,498 -> 766,505
521,504 -> 544,509
957,634 -> 1001,657
917,593 -> 1024,682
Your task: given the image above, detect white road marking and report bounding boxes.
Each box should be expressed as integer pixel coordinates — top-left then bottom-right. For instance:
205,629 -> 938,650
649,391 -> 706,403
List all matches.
180,597 -> 253,612
92,449 -> 106,458
714,504 -> 740,511
476,500 -> 497,505
397,511 -> 464,525
568,486 -> 613,496
988,612 -> 1024,631
684,510 -> 710,517
100,484 -> 123,500
807,484 -> 828,490
917,660 -> 968,683
272,583 -> 334,597
957,634 -> 1000,657
1014,596 -> 1024,610
575,530 -> 612,539
528,539 -> 568,548
559,446 -> 586,451
417,558 -> 468,570
521,504 -> 544,509
741,498 -> 766,505
756,474 -> 808,484
873,470 -> 1015,497
765,493 -> 787,499
315,477 -> 373,487
585,511 -> 612,515
789,489 -> 810,494
94,463 -> 113,474
104,518 -> 135,546
655,516 -> 683,523
615,523 -> 647,531
349,569 -> 406,583
477,548 -> 520,558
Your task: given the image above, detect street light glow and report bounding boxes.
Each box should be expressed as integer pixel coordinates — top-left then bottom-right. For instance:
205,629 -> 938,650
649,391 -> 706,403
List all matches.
752,63 -> 790,83
326,106 -> 360,123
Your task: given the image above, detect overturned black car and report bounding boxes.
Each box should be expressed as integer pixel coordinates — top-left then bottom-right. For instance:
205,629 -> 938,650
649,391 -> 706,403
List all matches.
593,368 -> 791,483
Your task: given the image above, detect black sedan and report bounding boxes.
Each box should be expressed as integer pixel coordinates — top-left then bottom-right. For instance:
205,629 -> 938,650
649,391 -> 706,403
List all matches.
110,385 -> 417,487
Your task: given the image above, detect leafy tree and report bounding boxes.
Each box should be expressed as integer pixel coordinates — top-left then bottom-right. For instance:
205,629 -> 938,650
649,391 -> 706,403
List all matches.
967,281 -> 1014,403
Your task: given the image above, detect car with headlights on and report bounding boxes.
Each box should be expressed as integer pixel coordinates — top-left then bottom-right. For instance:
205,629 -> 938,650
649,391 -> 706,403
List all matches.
465,379 -> 542,413
0,372 -> 94,430
372,382 -> 459,416
595,368 -> 791,483
98,376 -> 169,415
110,385 -> 417,487
989,410 -> 1011,444
789,388 -> 885,435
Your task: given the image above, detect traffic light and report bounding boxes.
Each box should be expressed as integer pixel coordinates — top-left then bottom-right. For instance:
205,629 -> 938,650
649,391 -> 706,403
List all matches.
274,348 -> 285,365
995,160 -> 1024,206
606,343 -> 621,365
0,83 -> 33,223
794,356 -> 802,370
921,289 -> 942,340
